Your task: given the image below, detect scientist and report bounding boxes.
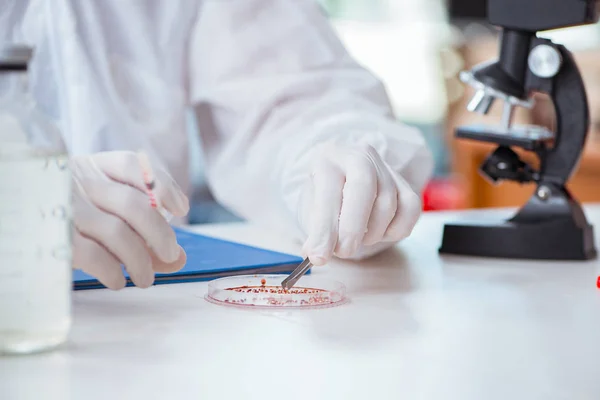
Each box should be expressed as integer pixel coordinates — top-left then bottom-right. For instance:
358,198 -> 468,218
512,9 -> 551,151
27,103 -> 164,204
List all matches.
8,0 -> 433,289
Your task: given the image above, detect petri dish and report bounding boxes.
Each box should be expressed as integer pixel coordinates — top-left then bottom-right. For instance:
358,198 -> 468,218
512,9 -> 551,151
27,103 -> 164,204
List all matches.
205,274 -> 347,309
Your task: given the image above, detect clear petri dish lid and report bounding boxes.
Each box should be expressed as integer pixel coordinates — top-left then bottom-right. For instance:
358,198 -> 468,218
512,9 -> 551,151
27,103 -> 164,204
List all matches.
205,274 -> 347,309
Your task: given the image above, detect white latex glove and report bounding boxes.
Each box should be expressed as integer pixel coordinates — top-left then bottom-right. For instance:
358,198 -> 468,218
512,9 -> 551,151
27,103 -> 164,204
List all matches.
70,151 -> 190,290
297,142 -> 422,266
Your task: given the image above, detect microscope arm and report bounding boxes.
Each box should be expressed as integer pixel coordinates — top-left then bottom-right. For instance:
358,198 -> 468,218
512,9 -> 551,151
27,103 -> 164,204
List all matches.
525,39 -> 590,185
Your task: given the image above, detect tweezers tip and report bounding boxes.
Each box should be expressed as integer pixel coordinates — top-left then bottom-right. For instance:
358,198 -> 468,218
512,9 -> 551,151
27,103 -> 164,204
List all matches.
280,276 -> 292,290
280,258 -> 312,290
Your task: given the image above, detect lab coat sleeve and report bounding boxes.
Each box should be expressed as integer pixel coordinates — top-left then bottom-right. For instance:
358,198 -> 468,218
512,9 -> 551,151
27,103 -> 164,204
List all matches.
187,0 -> 434,242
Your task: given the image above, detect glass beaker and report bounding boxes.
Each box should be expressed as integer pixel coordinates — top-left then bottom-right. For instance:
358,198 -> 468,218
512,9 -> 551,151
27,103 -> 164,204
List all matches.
0,45 -> 72,355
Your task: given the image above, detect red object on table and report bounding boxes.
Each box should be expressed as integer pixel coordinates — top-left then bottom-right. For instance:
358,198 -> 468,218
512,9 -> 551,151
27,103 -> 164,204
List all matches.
422,178 -> 466,211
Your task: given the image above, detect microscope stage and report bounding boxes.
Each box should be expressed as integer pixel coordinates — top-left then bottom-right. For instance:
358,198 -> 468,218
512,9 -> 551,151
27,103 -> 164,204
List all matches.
456,124 -> 554,151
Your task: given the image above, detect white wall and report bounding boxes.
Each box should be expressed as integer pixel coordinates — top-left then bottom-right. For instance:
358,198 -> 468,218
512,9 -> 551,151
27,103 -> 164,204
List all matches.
328,0 -> 452,124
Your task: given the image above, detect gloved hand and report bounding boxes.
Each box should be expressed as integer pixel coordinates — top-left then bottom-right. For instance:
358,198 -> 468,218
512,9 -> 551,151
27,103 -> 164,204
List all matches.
70,151 -> 190,290
297,142 -> 422,266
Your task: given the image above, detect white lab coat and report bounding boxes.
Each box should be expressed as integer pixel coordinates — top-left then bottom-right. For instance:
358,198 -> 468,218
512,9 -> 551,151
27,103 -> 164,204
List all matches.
3,0 -> 433,244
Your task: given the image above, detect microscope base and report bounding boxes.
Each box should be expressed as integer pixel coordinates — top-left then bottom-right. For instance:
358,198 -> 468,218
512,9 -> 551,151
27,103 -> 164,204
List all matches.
439,218 -> 597,260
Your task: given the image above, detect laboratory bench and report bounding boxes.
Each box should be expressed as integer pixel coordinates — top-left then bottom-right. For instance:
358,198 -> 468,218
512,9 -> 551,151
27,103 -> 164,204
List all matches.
2,204 -> 600,400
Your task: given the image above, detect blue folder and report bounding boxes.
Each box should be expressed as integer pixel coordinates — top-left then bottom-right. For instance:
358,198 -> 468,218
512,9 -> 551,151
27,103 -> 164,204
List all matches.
72,227 -> 304,290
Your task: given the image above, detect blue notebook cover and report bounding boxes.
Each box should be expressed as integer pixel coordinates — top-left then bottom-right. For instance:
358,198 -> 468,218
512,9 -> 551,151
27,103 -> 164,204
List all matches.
72,227 -> 304,290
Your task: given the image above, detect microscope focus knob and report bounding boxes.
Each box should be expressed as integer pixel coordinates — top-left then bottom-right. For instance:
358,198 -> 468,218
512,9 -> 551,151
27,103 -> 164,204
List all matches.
528,44 -> 562,78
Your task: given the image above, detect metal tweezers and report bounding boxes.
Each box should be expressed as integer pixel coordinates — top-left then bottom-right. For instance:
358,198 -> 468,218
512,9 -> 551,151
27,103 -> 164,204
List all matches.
281,257 -> 313,290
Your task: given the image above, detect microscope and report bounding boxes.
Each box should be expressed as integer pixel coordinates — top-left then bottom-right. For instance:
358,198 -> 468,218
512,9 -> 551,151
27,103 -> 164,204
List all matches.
439,0 -> 600,260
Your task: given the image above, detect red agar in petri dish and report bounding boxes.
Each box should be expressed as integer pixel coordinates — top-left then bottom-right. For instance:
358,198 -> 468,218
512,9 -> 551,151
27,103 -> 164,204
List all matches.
205,275 -> 347,309
597,276 -> 600,289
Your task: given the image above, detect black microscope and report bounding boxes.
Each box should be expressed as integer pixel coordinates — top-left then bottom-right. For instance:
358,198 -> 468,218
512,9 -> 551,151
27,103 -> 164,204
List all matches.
439,0 -> 600,260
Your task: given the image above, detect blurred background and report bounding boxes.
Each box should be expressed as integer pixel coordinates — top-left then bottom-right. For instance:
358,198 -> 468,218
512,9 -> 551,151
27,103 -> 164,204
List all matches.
188,0 -> 600,224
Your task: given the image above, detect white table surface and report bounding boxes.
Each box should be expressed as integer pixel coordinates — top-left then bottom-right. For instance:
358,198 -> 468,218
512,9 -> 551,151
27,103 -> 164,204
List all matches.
2,205 -> 600,400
